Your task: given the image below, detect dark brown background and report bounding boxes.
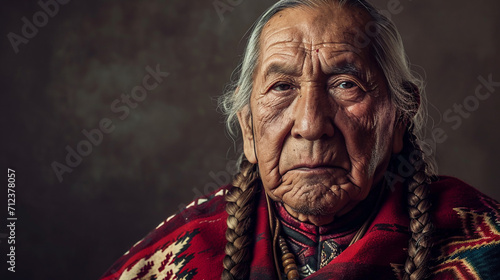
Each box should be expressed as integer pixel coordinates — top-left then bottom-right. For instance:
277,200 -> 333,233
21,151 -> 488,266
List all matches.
1,0 -> 499,279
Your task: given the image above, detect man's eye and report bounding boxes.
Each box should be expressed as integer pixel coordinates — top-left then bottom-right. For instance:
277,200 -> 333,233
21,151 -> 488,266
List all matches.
272,83 -> 294,91
338,81 -> 356,89
330,79 -> 365,102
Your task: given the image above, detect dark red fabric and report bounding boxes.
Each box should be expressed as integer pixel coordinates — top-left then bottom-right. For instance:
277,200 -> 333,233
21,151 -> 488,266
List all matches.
100,176 -> 500,280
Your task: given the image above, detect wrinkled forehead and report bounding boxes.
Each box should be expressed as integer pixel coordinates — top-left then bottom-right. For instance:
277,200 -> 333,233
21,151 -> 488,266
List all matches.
259,3 -> 374,61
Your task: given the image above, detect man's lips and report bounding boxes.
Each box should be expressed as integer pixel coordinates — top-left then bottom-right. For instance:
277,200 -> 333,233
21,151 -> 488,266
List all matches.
285,164 -> 348,175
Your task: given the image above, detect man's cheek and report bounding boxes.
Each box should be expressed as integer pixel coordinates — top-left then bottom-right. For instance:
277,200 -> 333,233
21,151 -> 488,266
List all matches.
344,130 -> 377,162
258,153 -> 282,188
257,111 -> 290,138
257,137 -> 281,163
268,175 -> 296,198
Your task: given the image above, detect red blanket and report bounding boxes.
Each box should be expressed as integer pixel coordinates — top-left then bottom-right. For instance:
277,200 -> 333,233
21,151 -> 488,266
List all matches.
100,176 -> 500,279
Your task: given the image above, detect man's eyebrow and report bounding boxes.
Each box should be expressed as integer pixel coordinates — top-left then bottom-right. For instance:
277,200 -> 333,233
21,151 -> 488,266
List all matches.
263,63 -> 300,80
324,63 -> 362,77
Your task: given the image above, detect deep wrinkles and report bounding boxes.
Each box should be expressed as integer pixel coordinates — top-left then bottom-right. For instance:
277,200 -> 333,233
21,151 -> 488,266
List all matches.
276,176 -> 358,216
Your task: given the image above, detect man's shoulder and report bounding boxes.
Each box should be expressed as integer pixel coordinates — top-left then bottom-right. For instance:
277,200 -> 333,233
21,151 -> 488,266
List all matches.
429,176 -> 500,279
429,175 -> 498,208
140,184 -> 231,248
100,185 -> 231,280
430,175 -> 479,194
428,175 -> 499,227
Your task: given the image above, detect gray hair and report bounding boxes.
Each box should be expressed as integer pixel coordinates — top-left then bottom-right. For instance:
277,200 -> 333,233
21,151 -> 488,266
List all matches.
218,0 -> 436,174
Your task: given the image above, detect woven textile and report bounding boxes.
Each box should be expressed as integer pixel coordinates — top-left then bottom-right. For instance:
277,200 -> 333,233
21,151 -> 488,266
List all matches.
100,177 -> 500,280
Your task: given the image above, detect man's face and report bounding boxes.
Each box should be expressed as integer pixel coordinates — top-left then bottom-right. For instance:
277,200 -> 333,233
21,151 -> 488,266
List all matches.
238,4 -> 404,225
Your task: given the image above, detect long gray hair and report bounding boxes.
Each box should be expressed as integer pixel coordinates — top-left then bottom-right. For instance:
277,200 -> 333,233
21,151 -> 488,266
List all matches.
219,1 -> 436,279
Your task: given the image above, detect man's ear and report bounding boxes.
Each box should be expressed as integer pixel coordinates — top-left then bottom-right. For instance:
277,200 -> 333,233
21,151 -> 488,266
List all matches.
237,106 -> 257,163
392,120 -> 405,154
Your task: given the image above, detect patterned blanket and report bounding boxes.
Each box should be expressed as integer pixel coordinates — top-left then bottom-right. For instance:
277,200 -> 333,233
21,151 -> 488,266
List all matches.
100,176 -> 500,279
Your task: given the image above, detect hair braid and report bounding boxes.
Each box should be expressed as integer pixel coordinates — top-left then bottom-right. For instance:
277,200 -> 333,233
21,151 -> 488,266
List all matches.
402,133 -> 435,280
222,158 -> 260,280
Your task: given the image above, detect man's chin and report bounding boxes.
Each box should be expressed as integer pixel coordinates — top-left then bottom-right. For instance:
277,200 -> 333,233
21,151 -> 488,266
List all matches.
279,184 -> 358,219
281,199 -> 344,226
282,193 -> 345,217
286,203 -> 332,217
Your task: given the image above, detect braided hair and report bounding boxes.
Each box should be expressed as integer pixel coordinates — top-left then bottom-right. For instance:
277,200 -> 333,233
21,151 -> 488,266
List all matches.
401,132 -> 435,280
219,1 -> 438,279
222,157 -> 260,279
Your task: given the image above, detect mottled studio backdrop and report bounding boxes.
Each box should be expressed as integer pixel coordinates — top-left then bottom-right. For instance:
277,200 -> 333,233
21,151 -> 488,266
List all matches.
1,0 -> 499,279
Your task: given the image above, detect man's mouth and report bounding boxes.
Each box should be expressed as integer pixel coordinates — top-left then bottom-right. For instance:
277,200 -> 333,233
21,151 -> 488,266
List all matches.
286,163 -> 348,176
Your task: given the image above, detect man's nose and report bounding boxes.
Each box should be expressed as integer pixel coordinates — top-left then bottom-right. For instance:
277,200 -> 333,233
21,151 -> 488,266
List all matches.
291,85 -> 336,140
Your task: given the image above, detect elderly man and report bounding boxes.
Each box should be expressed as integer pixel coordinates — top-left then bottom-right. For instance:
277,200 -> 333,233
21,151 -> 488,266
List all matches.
101,0 -> 500,279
